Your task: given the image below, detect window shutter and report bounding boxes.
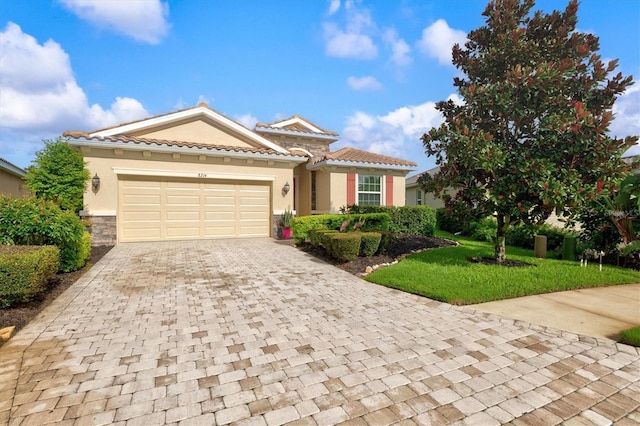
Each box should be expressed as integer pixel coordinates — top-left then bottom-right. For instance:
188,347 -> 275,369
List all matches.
385,175 -> 394,206
347,173 -> 356,205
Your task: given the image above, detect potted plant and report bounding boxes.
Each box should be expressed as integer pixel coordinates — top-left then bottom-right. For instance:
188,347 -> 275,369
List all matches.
281,208 -> 293,239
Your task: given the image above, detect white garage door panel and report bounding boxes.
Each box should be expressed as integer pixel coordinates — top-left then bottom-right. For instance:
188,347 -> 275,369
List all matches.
119,177 -> 271,242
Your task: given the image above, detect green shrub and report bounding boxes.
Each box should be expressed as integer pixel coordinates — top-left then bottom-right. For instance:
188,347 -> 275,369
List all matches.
436,208 -> 461,233
0,196 -> 91,272
359,232 -> 382,257
373,229 -> 393,254
291,213 -> 391,244
318,230 -> 339,249
506,223 -> 573,250
0,245 -> 60,308
464,217 -> 497,243
341,205 -> 436,236
329,233 -> 362,261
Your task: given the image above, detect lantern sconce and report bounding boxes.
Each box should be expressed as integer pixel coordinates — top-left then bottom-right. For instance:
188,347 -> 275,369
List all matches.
282,181 -> 291,195
92,173 -> 101,192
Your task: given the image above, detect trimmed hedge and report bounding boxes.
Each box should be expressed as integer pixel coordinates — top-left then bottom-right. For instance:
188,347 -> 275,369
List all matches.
343,205 -> 436,236
291,213 -> 391,244
329,233 -> 362,261
0,245 -> 60,308
359,232 -> 382,257
0,196 -> 91,272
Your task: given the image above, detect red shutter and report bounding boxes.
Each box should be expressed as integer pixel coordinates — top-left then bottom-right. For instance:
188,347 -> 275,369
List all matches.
385,175 -> 394,206
347,173 -> 356,205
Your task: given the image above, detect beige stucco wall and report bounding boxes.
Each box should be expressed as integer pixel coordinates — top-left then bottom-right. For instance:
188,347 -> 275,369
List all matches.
0,170 -> 30,198
130,119 -> 257,148
329,173 -> 347,213
294,164 -> 312,216
391,175 -> 405,206
406,186 -> 446,209
81,148 -> 295,216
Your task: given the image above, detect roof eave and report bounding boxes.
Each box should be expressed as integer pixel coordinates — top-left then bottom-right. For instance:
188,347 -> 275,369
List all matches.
88,106 -> 290,155
67,137 -> 308,164
306,159 -> 416,171
0,160 -> 27,177
256,126 -> 338,142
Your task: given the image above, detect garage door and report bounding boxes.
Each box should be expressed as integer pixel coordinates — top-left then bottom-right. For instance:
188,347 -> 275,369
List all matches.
118,176 -> 271,242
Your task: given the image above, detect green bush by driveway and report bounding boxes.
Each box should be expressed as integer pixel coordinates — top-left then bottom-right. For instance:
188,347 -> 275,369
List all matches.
0,196 -> 91,272
0,245 -> 60,308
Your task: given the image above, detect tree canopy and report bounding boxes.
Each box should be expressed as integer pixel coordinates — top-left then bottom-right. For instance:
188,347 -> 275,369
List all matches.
421,0 -> 638,262
25,138 -> 90,213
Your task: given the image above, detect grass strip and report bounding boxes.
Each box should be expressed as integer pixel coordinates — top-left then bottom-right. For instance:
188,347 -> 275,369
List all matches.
365,232 -> 640,305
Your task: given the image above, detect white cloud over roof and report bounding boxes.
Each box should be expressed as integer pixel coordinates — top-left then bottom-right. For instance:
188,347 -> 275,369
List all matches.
347,76 -> 382,91
323,1 -> 377,60
59,0 -> 170,44
417,19 -> 467,66
0,22 -> 148,164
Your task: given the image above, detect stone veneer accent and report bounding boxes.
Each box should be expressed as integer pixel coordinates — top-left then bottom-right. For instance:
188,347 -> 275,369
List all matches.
85,215 -> 117,246
272,213 -> 284,239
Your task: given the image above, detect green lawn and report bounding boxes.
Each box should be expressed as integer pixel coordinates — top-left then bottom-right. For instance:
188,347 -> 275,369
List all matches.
365,231 -> 640,305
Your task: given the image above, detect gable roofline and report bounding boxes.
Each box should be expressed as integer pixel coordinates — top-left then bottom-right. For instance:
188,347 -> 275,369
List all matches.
64,133 -> 308,163
406,166 -> 441,187
255,114 -> 339,140
0,157 -> 27,177
88,103 -> 289,155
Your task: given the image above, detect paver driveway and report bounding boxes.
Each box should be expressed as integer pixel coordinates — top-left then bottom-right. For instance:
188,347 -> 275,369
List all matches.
1,239 -> 638,426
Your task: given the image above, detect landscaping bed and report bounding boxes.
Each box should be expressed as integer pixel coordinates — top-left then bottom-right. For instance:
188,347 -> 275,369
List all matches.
298,233 -> 456,275
0,245 -> 113,334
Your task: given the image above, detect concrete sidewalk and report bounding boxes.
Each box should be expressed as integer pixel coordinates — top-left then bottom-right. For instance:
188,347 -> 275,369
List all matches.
471,284 -> 640,341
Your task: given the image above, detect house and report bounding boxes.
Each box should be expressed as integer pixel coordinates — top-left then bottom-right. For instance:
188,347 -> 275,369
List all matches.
64,103 -> 416,245
405,166 -> 445,209
0,158 -> 30,198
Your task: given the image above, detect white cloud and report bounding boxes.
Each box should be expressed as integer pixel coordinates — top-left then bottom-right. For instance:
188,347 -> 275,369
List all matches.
59,0 -> 170,44
340,99 -> 451,159
417,19 -> 467,66
234,113 -> 259,129
323,1 -> 377,60
327,0 -> 341,15
347,76 -> 382,91
383,29 -> 412,68
611,86 -> 640,156
0,23 -> 149,166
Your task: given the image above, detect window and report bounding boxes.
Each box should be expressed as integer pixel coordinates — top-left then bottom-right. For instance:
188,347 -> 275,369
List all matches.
416,189 -> 422,205
358,175 -> 381,205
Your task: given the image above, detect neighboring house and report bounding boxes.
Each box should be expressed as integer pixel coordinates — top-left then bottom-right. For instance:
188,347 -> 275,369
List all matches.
64,103 -> 416,245
0,158 -> 30,198
405,166 -> 445,209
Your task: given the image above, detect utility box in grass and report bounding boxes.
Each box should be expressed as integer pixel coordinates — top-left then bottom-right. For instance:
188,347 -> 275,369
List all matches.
534,235 -> 547,258
562,235 -> 577,260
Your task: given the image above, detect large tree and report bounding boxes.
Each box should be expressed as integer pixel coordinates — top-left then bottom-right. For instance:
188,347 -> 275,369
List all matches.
422,0 -> 637,262
25,138 -> 90,213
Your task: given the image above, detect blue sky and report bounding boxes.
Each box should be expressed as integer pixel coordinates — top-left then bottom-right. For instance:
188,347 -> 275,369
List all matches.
1,0 -> 639,174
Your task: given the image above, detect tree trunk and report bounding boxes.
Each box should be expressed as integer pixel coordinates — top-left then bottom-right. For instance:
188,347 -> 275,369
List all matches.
495,214 -> 509,263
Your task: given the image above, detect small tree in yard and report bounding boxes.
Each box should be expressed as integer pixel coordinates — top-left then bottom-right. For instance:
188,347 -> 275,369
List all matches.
25,138 -> 90,213
422,0 -> 638,263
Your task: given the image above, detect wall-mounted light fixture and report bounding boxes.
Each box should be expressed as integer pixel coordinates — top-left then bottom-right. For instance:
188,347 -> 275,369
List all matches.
282,181 -> 291,194
92,173 -> 101,192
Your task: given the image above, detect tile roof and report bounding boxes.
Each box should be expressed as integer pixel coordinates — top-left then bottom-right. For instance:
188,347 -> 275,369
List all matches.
63,132 -> 307,158
406,166 -> 441,185
314,147 -> 417,167
255,114 -> 339,137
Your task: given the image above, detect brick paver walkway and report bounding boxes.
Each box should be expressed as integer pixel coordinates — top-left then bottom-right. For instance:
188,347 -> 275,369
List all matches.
1,239 -> 638,425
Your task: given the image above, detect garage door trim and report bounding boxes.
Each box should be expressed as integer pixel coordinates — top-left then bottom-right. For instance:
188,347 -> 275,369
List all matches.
112,167 -> 276,182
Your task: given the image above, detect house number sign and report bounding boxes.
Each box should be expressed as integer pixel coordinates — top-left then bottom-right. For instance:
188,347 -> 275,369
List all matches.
197,173 -> 207,178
